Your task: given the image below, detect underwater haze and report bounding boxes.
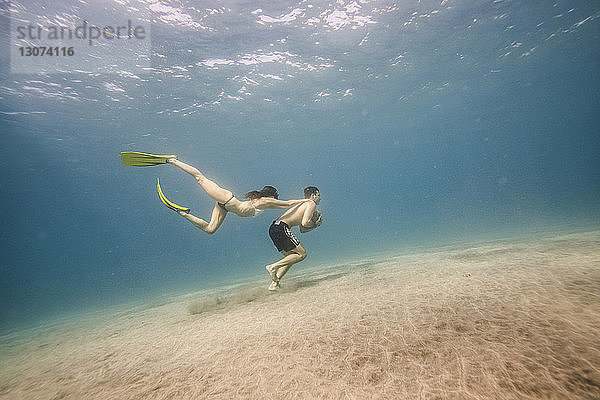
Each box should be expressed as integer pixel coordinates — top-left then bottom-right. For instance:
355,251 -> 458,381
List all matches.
1,0 -> 599,334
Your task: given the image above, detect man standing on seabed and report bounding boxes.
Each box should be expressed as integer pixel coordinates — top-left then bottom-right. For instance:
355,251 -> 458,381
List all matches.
265,187 -> 322,291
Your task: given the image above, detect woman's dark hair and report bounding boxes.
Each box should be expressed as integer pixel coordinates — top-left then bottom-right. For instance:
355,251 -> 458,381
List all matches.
245,185 -> 279,200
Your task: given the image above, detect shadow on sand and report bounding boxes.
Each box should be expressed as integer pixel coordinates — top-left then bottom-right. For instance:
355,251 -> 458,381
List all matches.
187,270 -> 352,315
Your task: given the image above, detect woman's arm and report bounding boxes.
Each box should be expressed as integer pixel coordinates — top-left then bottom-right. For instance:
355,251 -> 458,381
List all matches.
260,198 -> 311,209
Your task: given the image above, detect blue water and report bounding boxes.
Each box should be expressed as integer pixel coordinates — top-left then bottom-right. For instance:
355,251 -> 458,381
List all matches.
1,0 -> 599,334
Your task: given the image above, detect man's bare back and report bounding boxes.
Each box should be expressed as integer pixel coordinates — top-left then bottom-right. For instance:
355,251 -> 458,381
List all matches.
277,201 -> 315,228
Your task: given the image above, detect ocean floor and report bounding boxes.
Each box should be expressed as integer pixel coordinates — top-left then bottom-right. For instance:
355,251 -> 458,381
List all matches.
0,231 -> 599,399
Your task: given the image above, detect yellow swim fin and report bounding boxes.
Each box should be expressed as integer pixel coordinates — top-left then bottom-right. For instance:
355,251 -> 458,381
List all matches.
157,178 -> 190,214
120,151 -> 177,166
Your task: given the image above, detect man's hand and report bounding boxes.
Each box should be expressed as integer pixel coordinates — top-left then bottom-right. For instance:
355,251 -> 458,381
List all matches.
301,210 -> 322,233
312,210 -> 322,227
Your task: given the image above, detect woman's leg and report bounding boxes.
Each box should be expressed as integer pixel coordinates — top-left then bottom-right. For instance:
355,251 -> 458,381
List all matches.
168,159 -> 234,204
178,202 -> 228,235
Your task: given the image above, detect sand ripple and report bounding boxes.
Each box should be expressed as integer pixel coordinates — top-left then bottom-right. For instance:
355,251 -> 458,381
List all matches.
1,231 -> 599,399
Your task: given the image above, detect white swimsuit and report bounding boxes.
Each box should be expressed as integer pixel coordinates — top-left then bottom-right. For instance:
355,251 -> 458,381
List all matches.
220,196 -> 266,217
251,201 -> 266,217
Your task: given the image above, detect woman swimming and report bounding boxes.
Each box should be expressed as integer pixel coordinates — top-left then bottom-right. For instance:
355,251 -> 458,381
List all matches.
160,158 -> 310,234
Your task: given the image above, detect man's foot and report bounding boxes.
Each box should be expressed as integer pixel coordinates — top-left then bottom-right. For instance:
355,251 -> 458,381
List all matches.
268,281 -> 281,291
265,265 -> 279,283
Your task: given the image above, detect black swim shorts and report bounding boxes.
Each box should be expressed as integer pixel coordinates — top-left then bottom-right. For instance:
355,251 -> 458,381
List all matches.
269,220 -> 300,252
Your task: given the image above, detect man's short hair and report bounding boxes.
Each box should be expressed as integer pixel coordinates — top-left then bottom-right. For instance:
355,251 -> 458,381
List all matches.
304,186 -> 319,198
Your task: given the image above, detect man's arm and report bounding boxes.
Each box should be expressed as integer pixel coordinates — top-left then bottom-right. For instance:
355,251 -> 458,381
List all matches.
300,210 -> 322,232
299,202 -> 318,232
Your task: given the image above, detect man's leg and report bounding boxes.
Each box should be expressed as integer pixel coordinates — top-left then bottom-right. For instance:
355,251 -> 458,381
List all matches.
266,244 -> 307,282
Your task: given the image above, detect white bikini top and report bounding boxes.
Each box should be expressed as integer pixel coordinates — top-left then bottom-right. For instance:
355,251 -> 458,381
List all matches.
251,200 -> 266,218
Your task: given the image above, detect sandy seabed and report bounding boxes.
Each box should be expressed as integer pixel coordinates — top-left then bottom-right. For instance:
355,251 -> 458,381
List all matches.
1,231 -> 599,400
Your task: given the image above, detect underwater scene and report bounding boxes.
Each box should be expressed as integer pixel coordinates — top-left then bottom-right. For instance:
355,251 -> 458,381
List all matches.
1,0 -> 599,398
